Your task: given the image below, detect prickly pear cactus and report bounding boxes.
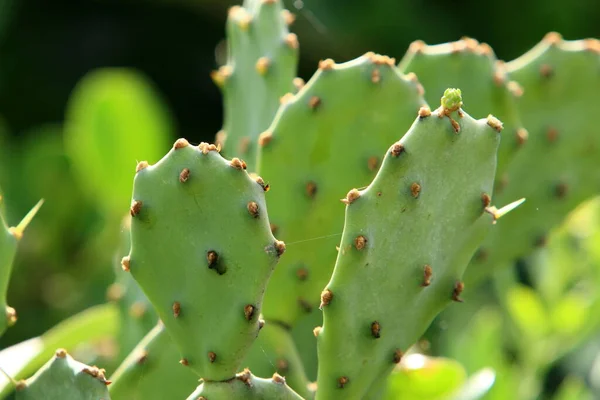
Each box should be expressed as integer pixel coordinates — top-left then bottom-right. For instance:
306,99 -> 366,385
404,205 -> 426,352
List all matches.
213,0 -> 299,168
109,322 -> 197,399
257,53 -> 426,327
241,321 -> 312,398
0,199 -> 43,337
187,369 -> 303,400
315,89 -> 501,399
15,349 -> 111,400
398,37 -> 526,176
106,215 -> 157,362
127,139 -> 284,380
467,34 -> 600,283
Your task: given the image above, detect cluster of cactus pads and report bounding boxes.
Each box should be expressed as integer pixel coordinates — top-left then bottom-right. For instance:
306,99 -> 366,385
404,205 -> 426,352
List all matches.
1,0 -> 599,398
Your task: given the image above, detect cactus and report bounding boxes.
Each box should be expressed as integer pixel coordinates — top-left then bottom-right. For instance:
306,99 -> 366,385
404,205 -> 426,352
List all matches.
257,53 -> 426,327
15,349 -> 111,400
213,0 -> 299,169
467,34 -> 600,283
398,37 -> 526,176
186,369 -> 303,400
0,199 -> 43,337
127,139 -> 284,380
109,322 -> 197,399
314,89 -> 502,399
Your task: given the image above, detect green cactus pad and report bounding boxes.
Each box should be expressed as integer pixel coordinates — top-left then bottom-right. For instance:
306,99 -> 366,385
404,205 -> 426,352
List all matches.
0,199 -> 43,336
242,322 -> 312,398
398,37 -> 526,176
186,369 -> 303,400
315,93 -> 501,399
109,322 -> 197,399
257,53 -> 426,327
107,215 -> 157,362
128,140 -> 284,380
214,0 -> 299,169
467,34 -> 600,283
15,349 -> 111,400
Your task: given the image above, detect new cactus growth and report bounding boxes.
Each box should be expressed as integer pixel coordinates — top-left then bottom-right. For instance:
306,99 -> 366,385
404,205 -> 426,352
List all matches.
398,37 -> 526,176
127,139 -> 284,380
468,34 -> 600,283
186,369 -> 303,400
315,90 -> 502,399
109,322 -> 197,399
258,53 -> 426,327
214,0 -> 299,169
15,349 -> 111,400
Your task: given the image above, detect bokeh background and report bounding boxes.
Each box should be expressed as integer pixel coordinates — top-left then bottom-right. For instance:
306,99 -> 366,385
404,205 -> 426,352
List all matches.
0,0 -> 599,397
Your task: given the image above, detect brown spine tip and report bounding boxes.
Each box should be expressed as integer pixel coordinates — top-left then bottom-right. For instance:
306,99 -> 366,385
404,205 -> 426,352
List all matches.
208,351 -> 217,363
450,118 -> 460,133
371,321 -> 381,338
255,176 -> 270,192
55,348 -> 68,358
280,92 -> 295,105
207,250 -> 218,267
136,161 -> 149,173
320,289 -> 333,308
338,376 -> 349,389
296,267 -> 308,281
308,96 -> 321,110
179,168 -> 190,183
409,40 -> 426,54
405,72 -> 418,82
239,136 -> 251,154
477,42 -> 493,56
555,182 -> 568,198
258,319 -> 265,330
274,240 -> 286,256
244,304 -> 255,321
270,223 -> 279,235
293,77 -> 305,91
464,37 -> 479,51
481,193 -> 492,208
367,156 -> 379,171
306,181 -> 317,198
418,106 -> 431,118
422,265 -> 433,287
272,372 -> 286,384
121,256 -> 131,272
584,39 -> 600,54
258,130 -> 273,147
371,69 -> 381,83
368,53 -> 395,66
516,128 -> 529,145
452,281 -> 465,302
172,301 -> 181,318
276,359 -> 289,373
256,56 -> 271,75
173,138 -> 189,149
285,33 -> 299,50
230,157 -> 247,170
487,115 -> 503,132
237,368 -> 252,386
507,81 -> 524,97
106,283 -> 124,302
319,58 -> 335,70
247,201 -> 260,218
341,188 -> 361,205
129,302 -> 147,319
198,142 -> 219,154
410,182 -> 421,198
543,31 -> 562,45
354,235 -> 367,250
179,358 -> 189,366
547,127 -> 558,143
539,64 -> 554,78
210,65 -> 233,87
130,200 -> 143,217
313,326 -> 322,337
493,70 -> 505,86
282,9 -> 296,25
391,142 -> 405,156
393,349 -> 404,363
15,380 -> 26,391
136,350 -> 148,365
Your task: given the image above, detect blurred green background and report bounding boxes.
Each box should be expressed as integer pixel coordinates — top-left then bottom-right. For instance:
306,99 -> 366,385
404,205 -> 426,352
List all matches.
0,0 -> 599,397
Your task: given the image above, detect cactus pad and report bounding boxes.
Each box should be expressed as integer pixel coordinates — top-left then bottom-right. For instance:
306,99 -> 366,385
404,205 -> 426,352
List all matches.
15,349 -> 111,400
468,34 -> 600,282
398,37 -> 526,176
187,369 -> 303,400
258,53 -> 426,327
109,322 -> 197,399
315,91 -> 501,399
128,139 -> 283,380
214,0 -> 299,168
